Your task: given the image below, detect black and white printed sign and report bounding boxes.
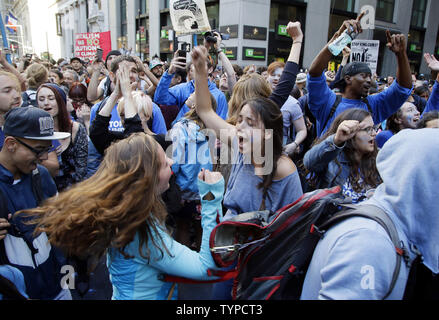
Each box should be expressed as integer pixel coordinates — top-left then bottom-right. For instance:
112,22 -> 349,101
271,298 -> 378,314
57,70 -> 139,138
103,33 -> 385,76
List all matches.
170,0 -> 211,36
350,40 -> 380,75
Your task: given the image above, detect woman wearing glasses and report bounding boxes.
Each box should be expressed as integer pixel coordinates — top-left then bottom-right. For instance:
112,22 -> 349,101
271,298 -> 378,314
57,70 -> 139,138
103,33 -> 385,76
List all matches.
36,83 -> 88,191
303,108 -> 382,203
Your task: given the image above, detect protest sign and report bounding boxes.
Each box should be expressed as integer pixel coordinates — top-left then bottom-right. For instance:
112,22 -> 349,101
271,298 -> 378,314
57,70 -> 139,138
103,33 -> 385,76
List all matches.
169,0 -> 211,36
350,40 -> 380,74
74,31 -> 112,60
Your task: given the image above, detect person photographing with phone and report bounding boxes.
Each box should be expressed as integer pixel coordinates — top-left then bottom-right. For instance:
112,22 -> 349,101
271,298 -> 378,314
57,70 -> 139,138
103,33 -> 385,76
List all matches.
307,12 -> 413,137
153,43 -> 229,123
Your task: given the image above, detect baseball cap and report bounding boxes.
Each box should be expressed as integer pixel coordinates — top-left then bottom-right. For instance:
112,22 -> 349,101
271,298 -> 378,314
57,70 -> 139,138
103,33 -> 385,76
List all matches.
105,50 -> 121,66
149,59 -> 163,70
3,107 -> 71,141
332,62 -> 372,89
296,73 -> 307,84
70,57 -> 82,64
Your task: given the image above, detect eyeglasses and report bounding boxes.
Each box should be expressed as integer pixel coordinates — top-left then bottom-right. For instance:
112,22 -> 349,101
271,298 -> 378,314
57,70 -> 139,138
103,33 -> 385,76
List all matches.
15,138 -> 53,158
360,125 -> 380,135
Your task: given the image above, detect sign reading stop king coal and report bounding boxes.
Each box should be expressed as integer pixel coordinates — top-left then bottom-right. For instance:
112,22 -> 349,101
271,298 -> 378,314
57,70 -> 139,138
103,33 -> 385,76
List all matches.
74,31 -> 112,60
350,40 -> 380,75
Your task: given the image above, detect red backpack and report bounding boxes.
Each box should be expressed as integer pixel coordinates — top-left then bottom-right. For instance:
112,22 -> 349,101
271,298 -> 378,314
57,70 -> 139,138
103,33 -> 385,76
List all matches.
208,186 -> 407,300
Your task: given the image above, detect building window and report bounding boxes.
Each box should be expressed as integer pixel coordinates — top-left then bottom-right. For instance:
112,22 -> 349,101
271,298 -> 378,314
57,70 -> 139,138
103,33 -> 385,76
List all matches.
121,0 -> 127,36
268,1 -> 307,64
56,13 -> 63,36
411,0 -> 427,28
330,0 -> 356,13
376,0 -> 395,23
206,2 -> 219,30
138,0 -> 147,15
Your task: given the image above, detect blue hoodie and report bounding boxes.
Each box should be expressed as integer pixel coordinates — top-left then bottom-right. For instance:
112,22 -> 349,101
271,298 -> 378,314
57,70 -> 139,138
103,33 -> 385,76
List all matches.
169,118 -> 213,200
301,129 -> 439,300
154,71 -> 229,122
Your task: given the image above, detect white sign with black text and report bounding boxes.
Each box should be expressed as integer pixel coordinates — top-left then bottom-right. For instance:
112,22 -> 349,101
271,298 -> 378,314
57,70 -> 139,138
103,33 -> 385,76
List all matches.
350,40 -> 380,75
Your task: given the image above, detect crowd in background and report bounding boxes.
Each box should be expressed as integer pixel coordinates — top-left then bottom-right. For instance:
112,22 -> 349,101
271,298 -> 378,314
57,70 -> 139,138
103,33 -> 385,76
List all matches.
0,15 -> 438,301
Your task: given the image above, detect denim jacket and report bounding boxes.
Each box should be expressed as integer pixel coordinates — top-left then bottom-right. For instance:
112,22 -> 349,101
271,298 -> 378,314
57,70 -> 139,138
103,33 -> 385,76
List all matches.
303,134 -> 350,189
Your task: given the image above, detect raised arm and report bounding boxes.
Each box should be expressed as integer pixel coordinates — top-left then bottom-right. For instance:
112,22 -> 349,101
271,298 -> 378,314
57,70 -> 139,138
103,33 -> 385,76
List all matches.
269,21 -> 303,108
309,14 -> 364,78
87,58 -> 105,102
153,52 -> 186,106
192,46 -> 235,144
422,53 -> 439,114
213,32 -> 236,95
386,30 -> 412,89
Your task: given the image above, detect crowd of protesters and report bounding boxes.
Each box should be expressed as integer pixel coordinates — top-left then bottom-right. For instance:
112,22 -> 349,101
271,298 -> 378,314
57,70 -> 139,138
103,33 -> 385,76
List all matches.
0,12 -> 438,301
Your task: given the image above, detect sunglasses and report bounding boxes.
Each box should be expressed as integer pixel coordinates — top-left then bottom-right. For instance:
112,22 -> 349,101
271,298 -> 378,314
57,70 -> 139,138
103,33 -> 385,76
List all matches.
15,138 -> 53,158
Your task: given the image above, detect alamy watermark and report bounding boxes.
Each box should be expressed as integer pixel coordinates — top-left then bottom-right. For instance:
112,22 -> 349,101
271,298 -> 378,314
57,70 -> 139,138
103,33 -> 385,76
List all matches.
60,265 -> 76,290
165,128 -> 274,176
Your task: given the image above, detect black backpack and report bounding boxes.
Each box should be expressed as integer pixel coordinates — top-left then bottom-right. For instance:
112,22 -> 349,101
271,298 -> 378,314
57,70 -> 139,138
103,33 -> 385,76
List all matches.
208,186 -> 408,300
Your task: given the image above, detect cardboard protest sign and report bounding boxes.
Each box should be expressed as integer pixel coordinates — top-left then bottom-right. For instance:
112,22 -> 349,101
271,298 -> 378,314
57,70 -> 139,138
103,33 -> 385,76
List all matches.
169,0 -> 211,36
74,31 -> 112,60
350,40 -> 380,75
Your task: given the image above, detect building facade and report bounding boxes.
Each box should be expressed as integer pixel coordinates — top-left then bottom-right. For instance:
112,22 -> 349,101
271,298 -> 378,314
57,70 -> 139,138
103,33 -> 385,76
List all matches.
119,0 -> 438,77
4,0 -> 437,77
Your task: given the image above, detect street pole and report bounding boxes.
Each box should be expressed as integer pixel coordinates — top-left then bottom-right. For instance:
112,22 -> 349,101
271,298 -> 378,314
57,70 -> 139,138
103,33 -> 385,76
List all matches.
0,13 -> 12,63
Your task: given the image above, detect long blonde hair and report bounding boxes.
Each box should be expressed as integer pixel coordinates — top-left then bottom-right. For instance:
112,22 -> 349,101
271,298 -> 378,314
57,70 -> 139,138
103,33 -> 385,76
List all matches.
227,73 -> 272,125
21,133 -> 169,262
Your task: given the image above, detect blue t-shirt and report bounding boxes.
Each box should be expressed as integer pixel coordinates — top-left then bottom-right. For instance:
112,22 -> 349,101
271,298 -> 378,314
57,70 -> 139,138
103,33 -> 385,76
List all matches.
154,71 -> 229,122
223,147 -> 303,219
307,72 -> 412,137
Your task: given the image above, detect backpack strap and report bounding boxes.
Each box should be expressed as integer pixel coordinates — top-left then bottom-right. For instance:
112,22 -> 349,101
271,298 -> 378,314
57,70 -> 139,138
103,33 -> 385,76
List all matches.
319,204 -> 407,300
322,95 -> 342,134
361,97 -> 373,114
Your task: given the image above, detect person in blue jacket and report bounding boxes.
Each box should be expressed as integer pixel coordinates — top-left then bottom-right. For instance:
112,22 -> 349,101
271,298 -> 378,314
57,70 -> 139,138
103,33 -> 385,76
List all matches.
154,51 -> 229,122
0,107 -> 72,300
24,132 -> 224,300
168,92 -> 217,249
301,128 -> 439,300
307,16 -> 413,137
303,108 -> 382,203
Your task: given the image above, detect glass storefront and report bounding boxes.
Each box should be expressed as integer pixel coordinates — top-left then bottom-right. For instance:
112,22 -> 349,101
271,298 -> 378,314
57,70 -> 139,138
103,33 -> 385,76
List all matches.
268,0 -> 307,66
376,0 -> 395,23
408,0 -> 427,74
